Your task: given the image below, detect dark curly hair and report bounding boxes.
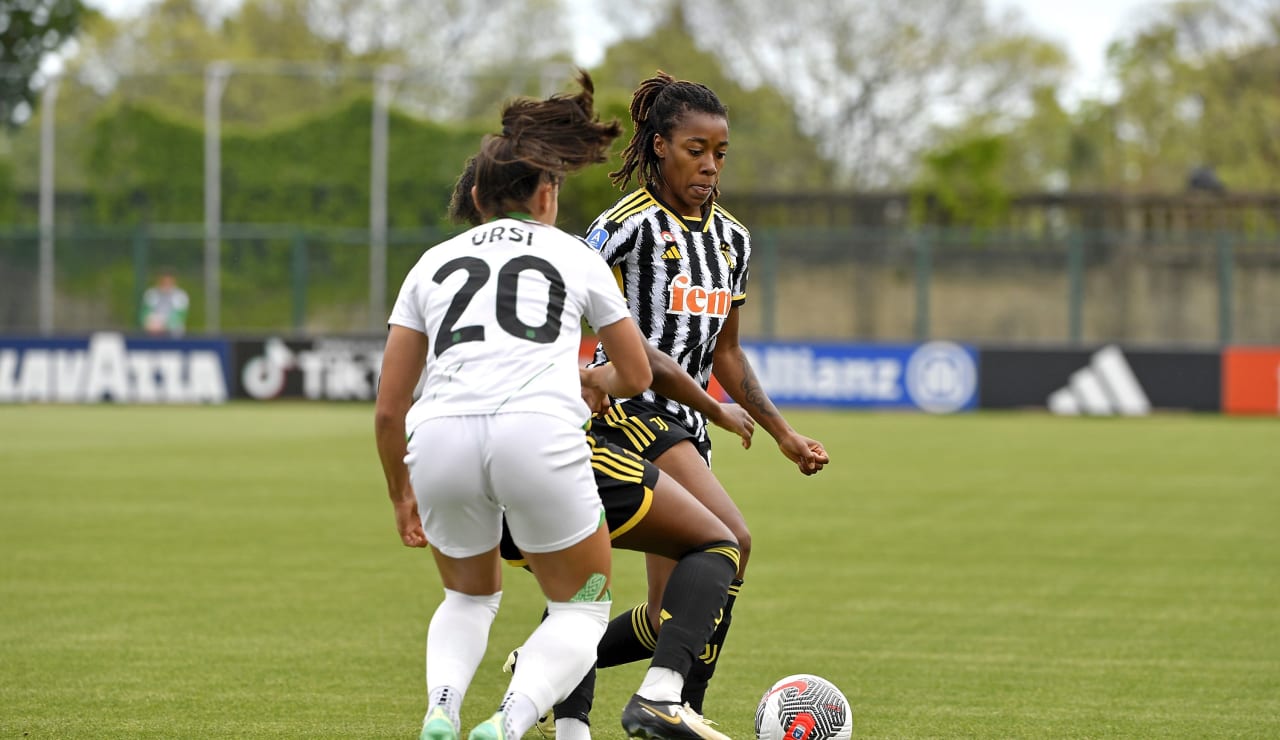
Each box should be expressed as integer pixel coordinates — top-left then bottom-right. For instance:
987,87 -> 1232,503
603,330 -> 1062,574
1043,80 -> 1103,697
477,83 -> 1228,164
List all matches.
449,70 -> 622,225
610,70 -> 728,205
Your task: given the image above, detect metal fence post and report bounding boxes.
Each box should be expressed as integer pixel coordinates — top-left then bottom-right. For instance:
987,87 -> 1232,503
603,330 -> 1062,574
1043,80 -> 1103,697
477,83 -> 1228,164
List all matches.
914,228 -> 932,341
203,62 -> 231,333
1216,231 -> 1234,345
291,231 -> 308,332
132,227 -> 149,326
38,76 -> 60,335
369,66 -> 401,331
1067,229 -> 1084,343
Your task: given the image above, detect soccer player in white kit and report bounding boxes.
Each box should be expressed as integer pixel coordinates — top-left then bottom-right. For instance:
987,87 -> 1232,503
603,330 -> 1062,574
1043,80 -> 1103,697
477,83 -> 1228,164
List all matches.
374,73 -> 651,740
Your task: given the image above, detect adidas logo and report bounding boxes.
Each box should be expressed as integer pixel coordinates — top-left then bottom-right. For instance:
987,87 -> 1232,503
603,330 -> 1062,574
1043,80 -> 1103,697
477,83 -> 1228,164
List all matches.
1047,345 -> 1151,416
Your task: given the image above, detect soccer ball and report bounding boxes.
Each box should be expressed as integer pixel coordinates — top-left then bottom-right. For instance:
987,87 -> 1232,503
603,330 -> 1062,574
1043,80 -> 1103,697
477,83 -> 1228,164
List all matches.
754,674 -> 853,740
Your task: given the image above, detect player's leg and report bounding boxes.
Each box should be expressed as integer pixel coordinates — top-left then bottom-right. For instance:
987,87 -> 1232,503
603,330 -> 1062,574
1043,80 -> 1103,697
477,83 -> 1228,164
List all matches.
651,440 -> 751,574
590,410 -> 714,670
592,400 -> 753,711
581,421 -> 679,675
595,437 -> 750,712
500,527 -> 611,739
472,416 -> 613,740
649,440 -> 750,713
423,549 -> 504,740
615,472 -> 739,740
552,438 -> 739,737
408,417 -> 507,740
609,463 -> 738,675
611,465 -> 738,702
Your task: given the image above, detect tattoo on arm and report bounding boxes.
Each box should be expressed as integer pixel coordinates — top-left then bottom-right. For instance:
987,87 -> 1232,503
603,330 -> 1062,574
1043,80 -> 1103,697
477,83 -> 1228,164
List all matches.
738,361 -> 779,419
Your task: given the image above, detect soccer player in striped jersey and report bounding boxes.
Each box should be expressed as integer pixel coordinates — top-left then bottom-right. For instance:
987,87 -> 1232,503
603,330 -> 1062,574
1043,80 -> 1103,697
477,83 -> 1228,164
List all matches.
448,151 -> 749,740
583,71 -> 831,716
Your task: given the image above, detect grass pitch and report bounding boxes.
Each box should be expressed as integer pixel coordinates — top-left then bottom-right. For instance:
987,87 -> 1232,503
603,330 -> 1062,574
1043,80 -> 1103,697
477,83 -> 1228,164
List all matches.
2,404 -> 1278,738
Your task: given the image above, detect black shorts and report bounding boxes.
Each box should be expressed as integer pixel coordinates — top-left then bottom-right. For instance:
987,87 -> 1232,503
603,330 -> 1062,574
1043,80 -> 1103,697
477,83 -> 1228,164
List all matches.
590,398 -> 712,465
500,432 -> 659,567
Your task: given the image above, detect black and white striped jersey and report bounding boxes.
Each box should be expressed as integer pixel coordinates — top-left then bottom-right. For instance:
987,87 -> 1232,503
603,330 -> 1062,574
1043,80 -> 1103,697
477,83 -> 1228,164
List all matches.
585,186 -> 751,436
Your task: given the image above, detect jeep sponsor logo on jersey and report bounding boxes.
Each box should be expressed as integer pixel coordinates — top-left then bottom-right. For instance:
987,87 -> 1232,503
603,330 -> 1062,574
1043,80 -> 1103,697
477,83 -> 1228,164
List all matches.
0,332 -> 229,404
666,273 -> 732,318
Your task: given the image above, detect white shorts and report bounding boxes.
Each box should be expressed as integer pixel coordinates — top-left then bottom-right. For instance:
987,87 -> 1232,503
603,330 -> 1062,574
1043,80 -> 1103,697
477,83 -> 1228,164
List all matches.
405,413 -> 603,559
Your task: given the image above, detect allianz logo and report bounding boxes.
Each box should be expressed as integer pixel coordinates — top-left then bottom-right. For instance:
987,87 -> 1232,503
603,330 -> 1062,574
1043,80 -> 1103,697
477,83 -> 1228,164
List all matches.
743,345 -> 903,401
0,332 -> 227,403
742,341 -> 976,413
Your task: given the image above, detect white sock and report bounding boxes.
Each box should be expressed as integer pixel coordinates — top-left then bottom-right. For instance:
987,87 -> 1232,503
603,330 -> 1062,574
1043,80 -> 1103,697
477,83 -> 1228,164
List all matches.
424,588 -> 501,726
504,599 -> 610,733
425,686 -> 462,730
555,716 -> 592,740
498,691 -> 540,737
637,666 -> 684,704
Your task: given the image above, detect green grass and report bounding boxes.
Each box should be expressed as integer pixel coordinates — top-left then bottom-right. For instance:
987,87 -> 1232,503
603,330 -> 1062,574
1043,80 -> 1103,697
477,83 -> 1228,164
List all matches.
2,405 -> 1278,738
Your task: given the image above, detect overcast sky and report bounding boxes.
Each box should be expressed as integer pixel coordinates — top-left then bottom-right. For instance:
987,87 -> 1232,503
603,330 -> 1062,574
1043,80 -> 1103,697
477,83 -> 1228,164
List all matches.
988,0 -> 1162,102
86,0 -> 1166,104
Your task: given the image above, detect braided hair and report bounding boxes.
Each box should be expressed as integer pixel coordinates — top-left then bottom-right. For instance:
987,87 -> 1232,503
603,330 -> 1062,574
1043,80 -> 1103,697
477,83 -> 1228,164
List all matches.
456,70 -> 622,223
611,70 -> 728,205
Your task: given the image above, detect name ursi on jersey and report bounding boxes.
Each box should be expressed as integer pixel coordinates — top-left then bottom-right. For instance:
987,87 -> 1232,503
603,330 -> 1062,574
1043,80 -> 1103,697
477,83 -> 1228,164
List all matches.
470,223 -> 536,246
666,274 -> 731,318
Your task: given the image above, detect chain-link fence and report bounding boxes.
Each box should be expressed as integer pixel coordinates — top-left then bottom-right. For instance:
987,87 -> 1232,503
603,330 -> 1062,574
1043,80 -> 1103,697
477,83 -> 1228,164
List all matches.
0,223 -> 444,334
748,227 -> 1280,346
3,223 -> 1277,344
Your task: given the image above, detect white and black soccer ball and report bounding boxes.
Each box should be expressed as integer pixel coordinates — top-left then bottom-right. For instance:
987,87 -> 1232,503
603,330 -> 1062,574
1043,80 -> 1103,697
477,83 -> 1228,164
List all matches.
754,673 -> 853,740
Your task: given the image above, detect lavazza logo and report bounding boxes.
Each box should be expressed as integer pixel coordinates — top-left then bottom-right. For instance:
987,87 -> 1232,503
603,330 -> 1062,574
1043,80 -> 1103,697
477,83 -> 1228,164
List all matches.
1047,345 -> 1151,416
0,332 -> 227,403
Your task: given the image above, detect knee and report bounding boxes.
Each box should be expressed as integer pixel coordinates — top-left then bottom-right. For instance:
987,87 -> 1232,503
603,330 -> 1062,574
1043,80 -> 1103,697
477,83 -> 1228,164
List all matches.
733,525 -> 752,563
694,539 -> 741,574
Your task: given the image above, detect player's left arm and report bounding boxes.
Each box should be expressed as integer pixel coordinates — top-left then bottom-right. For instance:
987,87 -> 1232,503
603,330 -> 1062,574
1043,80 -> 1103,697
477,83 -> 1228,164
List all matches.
712,306 -> 829,476
374,324 -> 430,548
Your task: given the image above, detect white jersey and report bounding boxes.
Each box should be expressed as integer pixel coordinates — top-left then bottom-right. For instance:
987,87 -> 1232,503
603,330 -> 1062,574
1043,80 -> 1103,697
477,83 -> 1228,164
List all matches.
389,216 -> 631,432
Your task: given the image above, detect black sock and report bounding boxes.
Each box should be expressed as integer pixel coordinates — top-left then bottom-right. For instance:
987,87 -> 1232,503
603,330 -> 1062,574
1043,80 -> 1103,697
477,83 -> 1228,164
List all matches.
596,602 -> 657,669
682,578 -> 742,712
649,544 -> 738,681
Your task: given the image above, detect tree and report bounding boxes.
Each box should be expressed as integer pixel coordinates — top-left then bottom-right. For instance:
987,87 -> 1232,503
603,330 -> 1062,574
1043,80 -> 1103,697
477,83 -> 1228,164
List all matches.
920,0 -> 1280,194
299,0 -> 574,120
585,5 -> 835,195
0,0 -> 85,127
1104,0 -> 1280,190
911,133 -> 1011,227
684,0 -> 1069,187
62,0 -> 573,125
67,0 -> 401,126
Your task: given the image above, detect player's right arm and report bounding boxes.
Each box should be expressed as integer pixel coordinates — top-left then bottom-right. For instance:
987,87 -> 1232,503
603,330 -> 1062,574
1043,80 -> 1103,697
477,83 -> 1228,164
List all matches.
587,318 -> 651,399
579,239 -> 651,400
645,344 -> 754,448
375,325 -> 429,548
